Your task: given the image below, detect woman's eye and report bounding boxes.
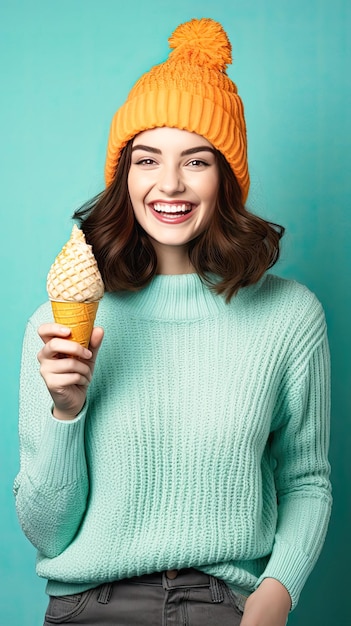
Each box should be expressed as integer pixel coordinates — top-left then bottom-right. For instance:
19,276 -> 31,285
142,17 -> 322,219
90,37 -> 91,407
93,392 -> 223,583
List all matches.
187,159 -> 209,167
136,158 -> 157,166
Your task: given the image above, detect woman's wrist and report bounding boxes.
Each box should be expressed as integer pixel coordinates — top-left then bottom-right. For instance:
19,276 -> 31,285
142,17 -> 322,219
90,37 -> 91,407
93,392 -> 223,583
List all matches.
241,578 -> 291,626
52,406 -> 80,421
257,578 -> 291,603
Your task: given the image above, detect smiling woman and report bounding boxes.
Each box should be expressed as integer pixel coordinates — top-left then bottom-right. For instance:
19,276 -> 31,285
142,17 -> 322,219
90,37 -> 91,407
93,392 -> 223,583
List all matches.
14,17 -> 331,626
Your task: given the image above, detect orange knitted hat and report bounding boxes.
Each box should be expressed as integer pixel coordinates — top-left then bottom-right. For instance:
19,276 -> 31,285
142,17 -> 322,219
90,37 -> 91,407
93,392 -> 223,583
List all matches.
105,18 -> 250,202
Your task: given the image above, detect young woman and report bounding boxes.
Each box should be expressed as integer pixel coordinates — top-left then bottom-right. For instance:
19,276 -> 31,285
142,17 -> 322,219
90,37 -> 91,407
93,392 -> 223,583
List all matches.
14,18 -> 331,626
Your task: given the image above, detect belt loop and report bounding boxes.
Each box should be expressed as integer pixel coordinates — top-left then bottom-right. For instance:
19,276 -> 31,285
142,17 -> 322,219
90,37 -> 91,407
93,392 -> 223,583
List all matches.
209,576 -> 224,603
97,583 -> 113,604
162,571 -> 169,590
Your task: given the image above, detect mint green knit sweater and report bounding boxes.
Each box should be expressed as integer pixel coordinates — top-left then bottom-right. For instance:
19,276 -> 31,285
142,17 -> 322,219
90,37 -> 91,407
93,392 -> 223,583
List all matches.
14,273 -> 331,609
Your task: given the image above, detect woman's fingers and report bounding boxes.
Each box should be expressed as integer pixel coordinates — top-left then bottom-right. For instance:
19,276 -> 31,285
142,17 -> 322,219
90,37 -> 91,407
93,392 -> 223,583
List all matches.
38,324 -> 103,362
40,355 -> 93,380
38,324 -> 92,362
43,372 -> 91,392
38,323 -> 72,344
39,359 -> 93,399
89,326 -> 104,349
87,327 -> 104,364
38,339 -> 91,362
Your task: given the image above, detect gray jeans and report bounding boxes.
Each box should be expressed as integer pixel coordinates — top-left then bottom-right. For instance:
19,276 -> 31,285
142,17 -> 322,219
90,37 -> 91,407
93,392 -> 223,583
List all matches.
43,568 -> 246,625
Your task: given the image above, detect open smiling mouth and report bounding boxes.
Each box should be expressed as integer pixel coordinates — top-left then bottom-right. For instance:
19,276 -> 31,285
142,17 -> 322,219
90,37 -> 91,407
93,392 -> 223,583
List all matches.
151,202 -> 193,216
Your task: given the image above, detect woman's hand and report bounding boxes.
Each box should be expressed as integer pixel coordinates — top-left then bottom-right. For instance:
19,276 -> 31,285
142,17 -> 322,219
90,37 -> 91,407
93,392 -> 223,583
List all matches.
241,578 -> 291,626
37,324 -> 104,420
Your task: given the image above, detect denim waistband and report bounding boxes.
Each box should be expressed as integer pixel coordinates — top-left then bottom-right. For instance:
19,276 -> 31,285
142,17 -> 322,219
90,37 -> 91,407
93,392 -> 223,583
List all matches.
127,568 -> 225,603
126,567 -> 248,608
128,568 -> 210,588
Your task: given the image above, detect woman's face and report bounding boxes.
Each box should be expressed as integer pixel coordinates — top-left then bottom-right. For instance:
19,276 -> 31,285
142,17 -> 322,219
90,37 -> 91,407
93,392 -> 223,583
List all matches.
128,127 -> 219,253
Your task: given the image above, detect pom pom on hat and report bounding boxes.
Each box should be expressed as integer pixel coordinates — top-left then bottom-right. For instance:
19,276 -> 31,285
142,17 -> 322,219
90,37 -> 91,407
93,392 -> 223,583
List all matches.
168,18 -> 232,70
105,18 -> 249,202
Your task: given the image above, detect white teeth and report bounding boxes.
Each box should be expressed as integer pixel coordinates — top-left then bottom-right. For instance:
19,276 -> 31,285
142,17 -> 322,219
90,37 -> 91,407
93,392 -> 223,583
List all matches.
153,203 -> 192,214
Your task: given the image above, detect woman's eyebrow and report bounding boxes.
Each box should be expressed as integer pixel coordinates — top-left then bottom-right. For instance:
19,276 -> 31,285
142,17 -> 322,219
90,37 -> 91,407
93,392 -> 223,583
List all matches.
131,145 -> 161,154
181,147 -> 216,156
131,145 -> 216,156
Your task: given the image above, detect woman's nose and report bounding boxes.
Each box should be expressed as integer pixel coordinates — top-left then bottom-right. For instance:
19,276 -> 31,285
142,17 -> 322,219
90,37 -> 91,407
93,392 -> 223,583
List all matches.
157,165 -> 185,195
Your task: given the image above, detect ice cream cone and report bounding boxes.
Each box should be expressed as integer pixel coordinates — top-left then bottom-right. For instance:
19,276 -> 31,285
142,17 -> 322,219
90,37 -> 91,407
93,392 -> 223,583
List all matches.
47,226 -> 104,348
51,300 -> 99,348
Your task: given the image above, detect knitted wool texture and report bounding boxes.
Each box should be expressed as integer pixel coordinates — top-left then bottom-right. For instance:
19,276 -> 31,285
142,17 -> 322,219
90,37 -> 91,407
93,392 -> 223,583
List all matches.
14,274 -> 331,609
105,18 -> 250,201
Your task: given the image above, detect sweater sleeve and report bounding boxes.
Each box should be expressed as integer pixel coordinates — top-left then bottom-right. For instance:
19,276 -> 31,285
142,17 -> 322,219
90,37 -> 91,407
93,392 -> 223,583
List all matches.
255,295 -> 332,609
13,310 -> 90,558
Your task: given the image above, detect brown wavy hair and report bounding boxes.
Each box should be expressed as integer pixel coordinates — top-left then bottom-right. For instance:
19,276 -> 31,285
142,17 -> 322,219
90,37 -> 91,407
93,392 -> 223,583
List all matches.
73,139 -> 284,302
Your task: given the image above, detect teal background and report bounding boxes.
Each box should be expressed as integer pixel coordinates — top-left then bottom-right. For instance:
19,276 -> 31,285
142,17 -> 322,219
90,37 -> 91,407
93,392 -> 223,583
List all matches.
0,0 -> 350,624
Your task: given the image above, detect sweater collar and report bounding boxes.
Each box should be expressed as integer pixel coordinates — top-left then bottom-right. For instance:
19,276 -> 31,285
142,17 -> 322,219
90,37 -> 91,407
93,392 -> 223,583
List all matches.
108,273 -> 266,321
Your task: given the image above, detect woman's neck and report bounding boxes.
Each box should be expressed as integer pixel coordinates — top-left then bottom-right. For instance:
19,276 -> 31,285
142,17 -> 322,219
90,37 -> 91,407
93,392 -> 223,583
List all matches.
152,240 -> 194,275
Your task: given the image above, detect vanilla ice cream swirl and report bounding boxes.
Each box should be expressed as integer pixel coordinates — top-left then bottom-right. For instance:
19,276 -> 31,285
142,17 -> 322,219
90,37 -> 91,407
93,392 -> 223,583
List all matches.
47,225 -> 104,302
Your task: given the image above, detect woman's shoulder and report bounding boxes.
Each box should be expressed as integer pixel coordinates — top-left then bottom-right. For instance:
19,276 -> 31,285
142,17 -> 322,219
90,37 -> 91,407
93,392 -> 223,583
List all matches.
260,273 -> 323,307
248,273 -> 325,326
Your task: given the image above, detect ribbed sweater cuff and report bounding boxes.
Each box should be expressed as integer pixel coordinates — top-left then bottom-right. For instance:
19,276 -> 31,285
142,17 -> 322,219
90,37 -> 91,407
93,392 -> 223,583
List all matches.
29,407 -> 88,488
255,535 -> 312,610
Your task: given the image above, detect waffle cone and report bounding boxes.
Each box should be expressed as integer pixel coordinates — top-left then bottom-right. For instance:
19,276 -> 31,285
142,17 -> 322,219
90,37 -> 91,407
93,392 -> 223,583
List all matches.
51,300 -> 99,348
